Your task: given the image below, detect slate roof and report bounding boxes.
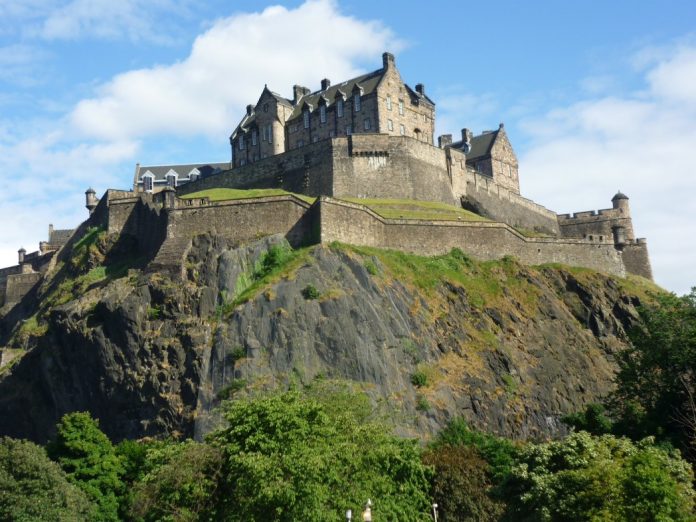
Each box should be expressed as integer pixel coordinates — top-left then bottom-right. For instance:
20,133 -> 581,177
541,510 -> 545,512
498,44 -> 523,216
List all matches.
135,162 -> 230,187
48,228 -> 73,246
450,130 -> 499,162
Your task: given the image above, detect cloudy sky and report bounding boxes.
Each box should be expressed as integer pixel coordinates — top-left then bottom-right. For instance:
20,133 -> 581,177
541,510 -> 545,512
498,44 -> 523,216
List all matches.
1,0 -> 695,294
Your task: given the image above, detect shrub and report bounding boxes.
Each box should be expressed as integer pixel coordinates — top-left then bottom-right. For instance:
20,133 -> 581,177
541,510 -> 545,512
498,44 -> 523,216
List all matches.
301,284 -> 320,300
411,371 -> 428,387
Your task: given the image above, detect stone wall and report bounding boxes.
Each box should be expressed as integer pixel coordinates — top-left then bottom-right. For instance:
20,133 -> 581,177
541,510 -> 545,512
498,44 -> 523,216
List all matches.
461,171 -> 560,235
3,273 -> 41,308
620,240 -> 653,280
558,207 -> 634,241
318,197 -> 625,277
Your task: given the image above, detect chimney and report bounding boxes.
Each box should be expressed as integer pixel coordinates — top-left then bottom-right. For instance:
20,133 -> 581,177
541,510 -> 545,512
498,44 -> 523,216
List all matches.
415,83 -> 425,96
461,128 -> 472,143
438,134 -> 452,148
293,85 -> 310,104
18,247 -> 26,264
382,52 -> 395,70
321,78 -> 331,90
246,104 -> 253,116
499,122 -> 505,130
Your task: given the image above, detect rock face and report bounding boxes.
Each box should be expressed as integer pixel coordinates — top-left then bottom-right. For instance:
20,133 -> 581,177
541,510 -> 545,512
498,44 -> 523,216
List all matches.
0,232 -> 649,443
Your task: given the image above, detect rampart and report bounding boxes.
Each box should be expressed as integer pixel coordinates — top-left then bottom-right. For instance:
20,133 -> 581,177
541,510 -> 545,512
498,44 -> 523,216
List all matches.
317,198 -> 625,277
557,207 -> 634,241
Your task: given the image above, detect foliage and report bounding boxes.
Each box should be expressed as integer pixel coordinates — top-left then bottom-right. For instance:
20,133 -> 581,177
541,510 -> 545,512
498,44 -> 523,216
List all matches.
0,436 -> 94,521
301,283 -> 320,300
500,432 -> 695,522
255,244 -> 293,279
562,403 -> 613,435
610,288 -> 696,461
47,412 -> 125,522
423,445 -> 504,522
130,440 -> 223,522
411,370 -> 428,387
433,418 -> 518,482
208,390 -> 433,521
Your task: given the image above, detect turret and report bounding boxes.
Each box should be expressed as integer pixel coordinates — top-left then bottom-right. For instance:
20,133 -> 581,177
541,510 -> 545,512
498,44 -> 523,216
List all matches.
611,191 -> 630,215
612,225 -> 627,247
85,187 -> 98,215
18,247 -> 26,264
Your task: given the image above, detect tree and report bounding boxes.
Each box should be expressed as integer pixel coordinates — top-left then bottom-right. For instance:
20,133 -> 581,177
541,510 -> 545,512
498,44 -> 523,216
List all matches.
500,432 -> 695,521
208,390 -> 433,521
0,436 -> 94,521
611,289 -> 696,460
47,412 -> 124,522
130,440 -> 223,522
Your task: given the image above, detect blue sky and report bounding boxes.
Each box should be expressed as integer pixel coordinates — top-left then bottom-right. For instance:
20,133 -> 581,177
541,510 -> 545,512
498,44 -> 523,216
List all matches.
1,0 -> 695,293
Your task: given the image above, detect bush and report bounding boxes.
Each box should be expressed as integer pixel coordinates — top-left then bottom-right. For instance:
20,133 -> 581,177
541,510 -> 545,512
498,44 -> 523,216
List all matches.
411,371 -> 428,387
301,284 -> 320,300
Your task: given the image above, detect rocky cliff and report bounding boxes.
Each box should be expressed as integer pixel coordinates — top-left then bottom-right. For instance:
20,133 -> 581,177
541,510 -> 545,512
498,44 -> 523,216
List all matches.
0,228 -> 659,443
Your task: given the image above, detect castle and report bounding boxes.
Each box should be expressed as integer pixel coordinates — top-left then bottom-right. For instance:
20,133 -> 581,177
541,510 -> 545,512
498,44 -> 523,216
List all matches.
1,53 -> 652,311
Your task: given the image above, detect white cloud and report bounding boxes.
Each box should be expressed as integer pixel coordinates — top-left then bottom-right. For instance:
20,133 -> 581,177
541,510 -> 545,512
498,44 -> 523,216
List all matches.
519,44 -> 696,294
0,44 -> 49,86
71,0 -> 398,140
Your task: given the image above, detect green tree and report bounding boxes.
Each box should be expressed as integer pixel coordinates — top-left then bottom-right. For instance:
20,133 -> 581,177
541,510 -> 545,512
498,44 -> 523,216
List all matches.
0,436 -> 94,521
500,432 -> 695,522
611,289 -> 696,460
130,440 -> 223,522
47,412 -> 124,522
208,390 -> 433,521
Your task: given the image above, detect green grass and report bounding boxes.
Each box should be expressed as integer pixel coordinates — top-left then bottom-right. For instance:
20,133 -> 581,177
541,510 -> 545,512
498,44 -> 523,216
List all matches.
181,188 -> 316,204
340,197 -> 488,222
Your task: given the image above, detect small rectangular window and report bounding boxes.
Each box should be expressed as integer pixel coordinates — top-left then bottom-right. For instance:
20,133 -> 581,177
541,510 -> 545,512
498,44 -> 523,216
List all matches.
345,125 -> 352,135
329,130 -> 335,138
398,100 -> 404,115
240,158 -> 247,166
252,130 -> 257,146
267,124 -> 273,144
386,95 -> 392,110
143,176 -> 153,192
354,95 -> 361,112
399,124 -> 405,135
363,118 -> 371,130
239,135 -> 245,150
337,99 -> 344,117
320,105 -> 327,123
387,119 -> 393,131
303,110 -> 310,129
313,136 -> 319,143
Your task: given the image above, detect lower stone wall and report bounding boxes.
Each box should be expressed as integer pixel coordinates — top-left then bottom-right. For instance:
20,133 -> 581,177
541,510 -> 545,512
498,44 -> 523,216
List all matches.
621,241 -> 653,280
461,172 -> 559,235
558,209 -> 634,241
318,198 -> 625,277
3,273 -> 41,308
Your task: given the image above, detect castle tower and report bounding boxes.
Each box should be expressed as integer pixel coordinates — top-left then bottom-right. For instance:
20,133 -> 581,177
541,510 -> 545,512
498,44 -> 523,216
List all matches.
85,187 -> 98,215
17,248 -> 26,264
610,191 -> 635,240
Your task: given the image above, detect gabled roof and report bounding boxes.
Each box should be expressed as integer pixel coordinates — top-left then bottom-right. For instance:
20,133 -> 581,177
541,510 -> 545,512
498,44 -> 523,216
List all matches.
135,162 -> 230,183
287,68 -> 384,121
451,130 -> 499,162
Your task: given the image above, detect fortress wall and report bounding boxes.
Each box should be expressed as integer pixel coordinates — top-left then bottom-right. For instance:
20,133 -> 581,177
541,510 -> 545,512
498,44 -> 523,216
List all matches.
461,171 -> 559,235
318,198 -> 625,277
621,241 -> 653,280
0,266 -> 22,308
178,139 -> 335,197
332,135 -> 458,205
167,196 -> 314,248
3,273 -> 41,307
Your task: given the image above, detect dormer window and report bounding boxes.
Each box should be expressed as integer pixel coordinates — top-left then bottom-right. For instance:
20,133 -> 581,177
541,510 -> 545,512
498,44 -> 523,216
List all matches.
337,99 -> 344,118
354,94 -> 361,112
166,172 -> 177,188
239,134 -> 245,150
303,109 -> 310,129
188,168 -> 200,182
142,172 -> 154,193
320,105 -> 327,124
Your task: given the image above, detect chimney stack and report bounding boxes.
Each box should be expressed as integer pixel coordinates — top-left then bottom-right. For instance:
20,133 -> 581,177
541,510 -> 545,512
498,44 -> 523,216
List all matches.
246,104 -> 253,116
382,52 -> 395,70
415,83 -> 425,96
293,85 -> 310,104
321,78 -> 331,90
18,248 -> 26,264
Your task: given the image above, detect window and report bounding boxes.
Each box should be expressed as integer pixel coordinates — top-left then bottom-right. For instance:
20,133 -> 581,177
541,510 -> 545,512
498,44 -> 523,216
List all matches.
263,103 -> 269,113
297,139 -> 304,147
337,99 -> 344,117
386,95 -> 392,110
142,174 -> 154,193
303,110 -> 310,129
189,173 -> 198,182
320,105 -> 327,123
363,118 -> 371,130
239,134 -> 245,150
166,173 -> 177,188
313,136 -> 319,143
399,124 -> 405,135
329,130 -> 335,138
267,124 -> 273,144
345,125 -> 352,135
398,100 -> 404,115
354,94 -> 361,112
387,119 -> 393,131
240,158 -> 247,166
251,130 -> 257,146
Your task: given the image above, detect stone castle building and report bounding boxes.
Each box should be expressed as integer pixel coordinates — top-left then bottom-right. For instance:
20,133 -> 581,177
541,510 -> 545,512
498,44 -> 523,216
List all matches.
2,52 -> 653,311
